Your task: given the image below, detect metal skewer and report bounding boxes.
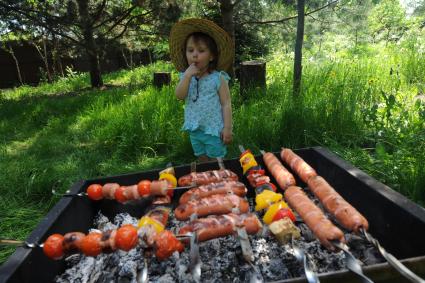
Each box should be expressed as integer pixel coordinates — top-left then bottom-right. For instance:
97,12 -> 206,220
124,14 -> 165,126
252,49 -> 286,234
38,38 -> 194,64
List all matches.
137,255 -> 149,283
360,228 -> 425,283
236,226 -> 264,283
291,237 -> 320,283
52,185 -> 196,198
332,240 -> 374,283
217,156 -> 263,282
52,188 -> 87,197
188,214 -> 202,283
0,239 -> 43,248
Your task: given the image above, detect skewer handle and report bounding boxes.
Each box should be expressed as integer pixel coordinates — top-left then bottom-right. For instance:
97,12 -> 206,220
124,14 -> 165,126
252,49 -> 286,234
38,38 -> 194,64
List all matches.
189,232 -> 201,283
332,241 -> 374,283
216,157 -> 225,170
238,145 -> 246,153
361,229 -> 425,283
0,239 -> 43,248
0,239 -> 24,246
291,237 -> 320,283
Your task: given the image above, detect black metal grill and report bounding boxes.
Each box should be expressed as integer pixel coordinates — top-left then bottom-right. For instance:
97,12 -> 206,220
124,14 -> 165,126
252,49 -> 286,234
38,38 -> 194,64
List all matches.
1,146 -> 425,283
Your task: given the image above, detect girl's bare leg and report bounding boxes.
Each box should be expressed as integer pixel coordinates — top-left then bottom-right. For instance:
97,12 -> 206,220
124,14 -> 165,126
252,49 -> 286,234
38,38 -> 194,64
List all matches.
198,155 -> 210,163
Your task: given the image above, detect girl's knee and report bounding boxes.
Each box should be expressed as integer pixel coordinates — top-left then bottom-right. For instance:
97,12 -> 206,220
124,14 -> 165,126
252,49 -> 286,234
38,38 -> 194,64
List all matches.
198,155 -> 210,163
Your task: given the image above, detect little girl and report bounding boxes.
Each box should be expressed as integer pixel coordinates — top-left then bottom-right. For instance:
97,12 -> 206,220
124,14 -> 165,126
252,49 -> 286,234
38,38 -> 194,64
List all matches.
170,18 -> 235,162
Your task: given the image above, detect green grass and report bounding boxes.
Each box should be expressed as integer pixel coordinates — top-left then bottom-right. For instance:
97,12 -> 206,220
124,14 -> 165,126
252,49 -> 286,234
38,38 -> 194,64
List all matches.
0,47 -> 424,264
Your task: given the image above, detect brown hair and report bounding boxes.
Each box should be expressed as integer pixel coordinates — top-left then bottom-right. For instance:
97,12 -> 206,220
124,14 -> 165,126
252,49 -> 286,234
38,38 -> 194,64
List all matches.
184,32 -> 218,71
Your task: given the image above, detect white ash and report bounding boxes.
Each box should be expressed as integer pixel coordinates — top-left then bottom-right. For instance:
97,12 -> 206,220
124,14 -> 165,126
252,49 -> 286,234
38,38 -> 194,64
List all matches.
55,206 -> 383,283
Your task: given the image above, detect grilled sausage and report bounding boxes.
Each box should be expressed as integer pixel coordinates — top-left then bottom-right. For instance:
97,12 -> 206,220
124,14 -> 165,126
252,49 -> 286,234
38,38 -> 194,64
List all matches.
307,176 -> 369,233
175,194 -> 249,221
178,213 -> 262,242
284,186 -> 345,251
179,181 -> 247,204
178,169 -> 239,186
263,152 -> 296,190
280,148 -> 317,183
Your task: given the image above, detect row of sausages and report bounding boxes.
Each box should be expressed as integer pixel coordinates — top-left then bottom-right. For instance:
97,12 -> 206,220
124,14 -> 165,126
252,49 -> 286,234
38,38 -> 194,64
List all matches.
175,171 -> 263,242
263,148 -> 369,250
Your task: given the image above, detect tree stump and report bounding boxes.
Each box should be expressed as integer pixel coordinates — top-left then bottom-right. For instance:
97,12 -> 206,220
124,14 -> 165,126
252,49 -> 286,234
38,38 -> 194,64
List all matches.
153,72 -> 171,88
240,60 -> 266,96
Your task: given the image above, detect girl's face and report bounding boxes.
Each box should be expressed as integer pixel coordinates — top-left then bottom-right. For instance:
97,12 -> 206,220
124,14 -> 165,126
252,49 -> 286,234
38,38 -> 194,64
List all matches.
185,36 -> 214,73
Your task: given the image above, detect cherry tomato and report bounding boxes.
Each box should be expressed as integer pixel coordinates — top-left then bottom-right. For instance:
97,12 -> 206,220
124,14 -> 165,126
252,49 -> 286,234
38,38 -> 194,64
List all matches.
81,232 -> 102,257
154,230 -> 184,260
115,224 -> 138,251
114,186 -> 128,203
43,234 -> 64,260
87,184 -> 103,200
137,180 -> 151,196
272,208 -> 296,223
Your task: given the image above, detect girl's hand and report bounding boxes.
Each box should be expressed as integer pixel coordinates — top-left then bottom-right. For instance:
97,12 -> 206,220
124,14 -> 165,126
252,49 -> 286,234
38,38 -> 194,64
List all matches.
221,127 -> 233,145
184,63 -> 199,78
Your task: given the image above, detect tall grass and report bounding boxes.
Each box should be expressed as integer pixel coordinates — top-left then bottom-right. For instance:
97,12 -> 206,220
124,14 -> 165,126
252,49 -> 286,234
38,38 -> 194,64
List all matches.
0,46 -> 423,264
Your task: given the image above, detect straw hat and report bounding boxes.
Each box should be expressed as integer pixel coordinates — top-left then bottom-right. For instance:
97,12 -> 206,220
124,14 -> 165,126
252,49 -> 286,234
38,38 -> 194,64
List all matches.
169,18 -> 234,73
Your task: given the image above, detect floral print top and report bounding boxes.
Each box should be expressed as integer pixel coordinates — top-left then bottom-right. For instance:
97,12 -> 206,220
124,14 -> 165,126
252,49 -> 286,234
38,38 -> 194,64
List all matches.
179,70 -> 231,137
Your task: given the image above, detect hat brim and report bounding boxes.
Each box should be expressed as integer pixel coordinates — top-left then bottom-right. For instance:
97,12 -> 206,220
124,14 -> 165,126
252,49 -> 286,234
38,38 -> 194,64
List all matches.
169,18 -> 234,73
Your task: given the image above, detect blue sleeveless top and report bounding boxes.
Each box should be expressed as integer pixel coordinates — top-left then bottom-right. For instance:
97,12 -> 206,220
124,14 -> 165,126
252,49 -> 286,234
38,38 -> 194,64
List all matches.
179,71 -> 231,137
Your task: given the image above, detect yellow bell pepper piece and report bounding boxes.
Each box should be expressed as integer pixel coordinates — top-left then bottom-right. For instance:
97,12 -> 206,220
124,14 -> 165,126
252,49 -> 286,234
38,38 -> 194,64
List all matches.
255,190 -> 283,211
159,173 -> 177,188
263,201 -> 289,225
138,216 -> 165,233
159,166 -> 175,176
239,150 -> 258,175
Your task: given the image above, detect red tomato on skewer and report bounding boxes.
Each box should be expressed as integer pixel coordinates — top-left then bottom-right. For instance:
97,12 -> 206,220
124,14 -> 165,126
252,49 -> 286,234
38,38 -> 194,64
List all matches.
115,224 -> 138,251
43,234 -> 64,259
87,184 -> 103,200
272,208 -> 296,223
114,186 -> 128,203
137,180 -> 151,196
154,230 -> 184,260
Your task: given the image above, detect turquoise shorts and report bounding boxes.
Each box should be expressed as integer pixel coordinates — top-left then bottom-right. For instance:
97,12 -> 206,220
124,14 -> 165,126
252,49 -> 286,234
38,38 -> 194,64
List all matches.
189,130 -> 227,158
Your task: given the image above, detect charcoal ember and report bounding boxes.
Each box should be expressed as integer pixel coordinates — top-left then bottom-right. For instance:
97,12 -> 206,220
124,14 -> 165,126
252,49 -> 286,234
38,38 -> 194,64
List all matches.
300,241 -> 345,272
116,250 -> 140,278
251,237 -> 292,280
363,246 -> 383,265
63,254 -> 82,266
298,223 -> 316,242
57,207 -> 383,283
93,212 -> 111,230
157,273 -> 175,282
55,255 -> 110,283
114,212 -> 138,227
345,233 -> 384,265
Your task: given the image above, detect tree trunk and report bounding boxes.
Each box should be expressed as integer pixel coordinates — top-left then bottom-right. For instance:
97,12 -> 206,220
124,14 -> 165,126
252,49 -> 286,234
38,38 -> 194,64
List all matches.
32,38 -> 52,83
153,72 -> 171,88
52,35 -> 64,77
8,46 -> 23,85
293,0 -> 305,97
121,48 -> 130,68
240,60 -> 266,97
76,0 -> 103,88
219,0 -> 235,77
